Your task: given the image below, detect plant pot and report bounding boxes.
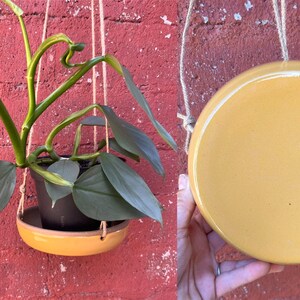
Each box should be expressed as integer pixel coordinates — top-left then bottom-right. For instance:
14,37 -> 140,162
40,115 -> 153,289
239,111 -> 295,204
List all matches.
17,206 -> 129,256
30,162 -> 100,231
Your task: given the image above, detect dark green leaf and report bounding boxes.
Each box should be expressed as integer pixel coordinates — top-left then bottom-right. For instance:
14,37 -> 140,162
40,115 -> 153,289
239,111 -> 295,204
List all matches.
109,138 -> 140,162
45,160 -> 79,204
73,165 -> 145,221
101,105 -> 165,176
0,161 -> 16,210
80,116 -> 106,126
122,66 -> 177,151
100,153 -> 162,224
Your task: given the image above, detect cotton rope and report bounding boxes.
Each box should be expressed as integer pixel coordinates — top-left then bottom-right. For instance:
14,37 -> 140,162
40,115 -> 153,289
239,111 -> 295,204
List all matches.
272,0 -> 289,60
91,0 -> 98,151
98,0 -> 108,238
99,0 -> 110,155
178,0 -> 289,156
178,0 -> 196,155
17,0 -> 51,216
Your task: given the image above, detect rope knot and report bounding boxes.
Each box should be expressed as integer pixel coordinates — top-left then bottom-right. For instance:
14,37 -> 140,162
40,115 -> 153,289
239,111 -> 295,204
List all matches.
177,113 -> 195,133
19,184 -> 26,194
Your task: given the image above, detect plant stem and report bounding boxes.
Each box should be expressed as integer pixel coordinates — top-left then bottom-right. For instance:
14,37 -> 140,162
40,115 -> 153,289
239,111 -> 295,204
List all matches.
0,100 -> 25,166
72,125 -> 82,156
18,16 -> 32,68
21,56 -> 106,147
21,34 -> 74,142
27,145 -> 60,165
45,104 -> 101,150
70,153 -> 101,161
35,57 -> 106,120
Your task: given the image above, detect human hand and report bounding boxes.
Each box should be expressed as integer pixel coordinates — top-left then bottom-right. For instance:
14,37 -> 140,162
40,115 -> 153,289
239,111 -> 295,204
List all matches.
177,174 -> 284,299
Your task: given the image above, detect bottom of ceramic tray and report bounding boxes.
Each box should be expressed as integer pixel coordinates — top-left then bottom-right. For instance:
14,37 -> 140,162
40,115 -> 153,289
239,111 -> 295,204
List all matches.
16,206 -> 129,256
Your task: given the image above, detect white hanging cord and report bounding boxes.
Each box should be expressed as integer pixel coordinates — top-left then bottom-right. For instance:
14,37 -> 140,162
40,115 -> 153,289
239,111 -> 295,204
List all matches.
272,0 -> 289,61
178,0 -> 196,154
99,219 -> 107,240
98,0 -> 108,238
177,0 -> 289,155
91,0 -> 98,151
18,0 -> 51,216
99,0 -> 110,154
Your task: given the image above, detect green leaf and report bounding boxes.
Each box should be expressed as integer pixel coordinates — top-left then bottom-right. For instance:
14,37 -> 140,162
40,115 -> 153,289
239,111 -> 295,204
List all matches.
99,153 -> 162,224
104,54 -> 123,75
122,66 -> 177,151
80,116 -> 106,126
109,138 -> 140,162
0,161 -> 16,210
61,43 -> 86,68
73,165 -> 145,221
70,43 -> 85,52
45,160 -> 79,205
101,105 -> 165,176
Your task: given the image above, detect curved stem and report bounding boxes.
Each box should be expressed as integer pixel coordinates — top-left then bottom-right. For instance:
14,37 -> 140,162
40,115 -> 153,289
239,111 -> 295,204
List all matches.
45,104 -> 102,151
22,34 -> 74,137
35,57 -> 106,120
21,56 -> 107,146
70,153 -> 101,161
72,124 -> 82,157
27,145 -> 60,165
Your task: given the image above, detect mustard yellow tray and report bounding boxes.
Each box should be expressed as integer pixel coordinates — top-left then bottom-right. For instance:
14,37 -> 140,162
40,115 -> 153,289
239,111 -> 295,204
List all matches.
17,206 -> 129,256
189,61 -> 300,264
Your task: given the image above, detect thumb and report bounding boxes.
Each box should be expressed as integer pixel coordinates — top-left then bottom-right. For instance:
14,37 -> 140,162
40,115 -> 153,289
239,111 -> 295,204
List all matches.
177,174 -> 196,231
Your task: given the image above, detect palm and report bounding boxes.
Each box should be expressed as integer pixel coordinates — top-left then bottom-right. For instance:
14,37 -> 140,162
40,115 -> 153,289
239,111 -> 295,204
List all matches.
177,174 -> 284,300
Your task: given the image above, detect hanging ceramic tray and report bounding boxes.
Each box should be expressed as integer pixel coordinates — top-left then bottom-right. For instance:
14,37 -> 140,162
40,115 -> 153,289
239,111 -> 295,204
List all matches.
17,206 -> 129,256
189,61 -> 300,264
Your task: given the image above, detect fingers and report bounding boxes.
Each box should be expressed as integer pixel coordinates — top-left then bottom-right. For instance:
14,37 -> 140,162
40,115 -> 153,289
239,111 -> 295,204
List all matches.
216,260 -> 284,297
218,259 -> 256,273
177,174 -> 196,232
177,174 -> 196,281
177,174 -> 226,254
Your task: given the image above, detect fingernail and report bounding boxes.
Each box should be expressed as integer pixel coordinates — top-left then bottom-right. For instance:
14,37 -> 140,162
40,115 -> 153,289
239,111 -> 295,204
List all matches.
270,264 -> 285,273
178,174 -> 187,190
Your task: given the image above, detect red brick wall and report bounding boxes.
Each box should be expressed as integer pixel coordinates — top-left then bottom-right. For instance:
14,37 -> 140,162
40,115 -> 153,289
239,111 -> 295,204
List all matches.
179,0 -> 300,299
0,1 -> 177,298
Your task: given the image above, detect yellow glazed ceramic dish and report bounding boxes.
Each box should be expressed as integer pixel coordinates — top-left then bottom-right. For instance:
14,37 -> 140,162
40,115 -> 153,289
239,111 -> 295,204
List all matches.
189,61 -> 300,264
17,206 -> 129,256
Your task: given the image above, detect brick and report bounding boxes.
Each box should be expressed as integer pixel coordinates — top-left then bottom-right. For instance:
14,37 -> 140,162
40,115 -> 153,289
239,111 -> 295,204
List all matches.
179,0 -> 300,298
0,0 -> 177,299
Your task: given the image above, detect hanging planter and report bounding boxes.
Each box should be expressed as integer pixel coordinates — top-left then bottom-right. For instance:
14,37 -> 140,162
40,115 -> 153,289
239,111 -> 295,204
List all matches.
17,207 -> 129,256
180,0 -> 298,265
0,0 -> 177,255
189,61 -> 300,264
